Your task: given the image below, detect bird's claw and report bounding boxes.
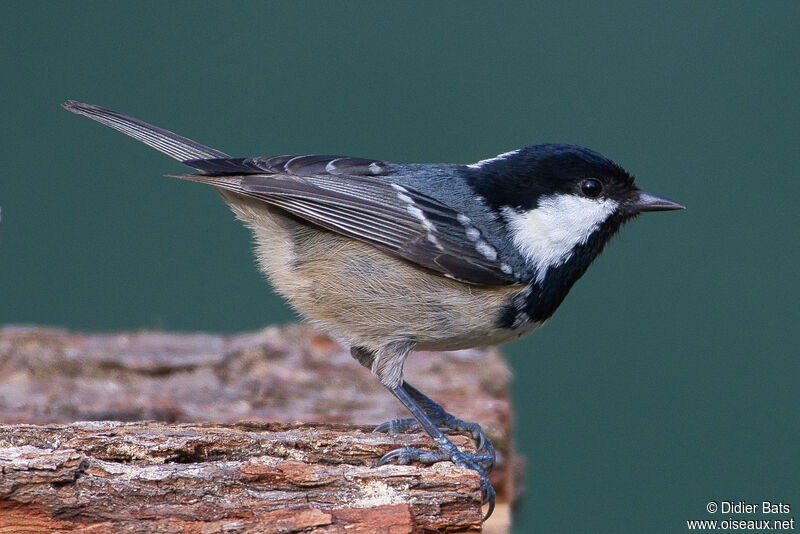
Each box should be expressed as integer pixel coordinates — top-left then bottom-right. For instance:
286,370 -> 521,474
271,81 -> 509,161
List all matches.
374,415 -> 496,471
481,480 -> 496,520
377,445 -> 496,520
377,445 -> 448,466
373,417 -> 419,435
449,449 -> 496,519
444,417 -> 494,464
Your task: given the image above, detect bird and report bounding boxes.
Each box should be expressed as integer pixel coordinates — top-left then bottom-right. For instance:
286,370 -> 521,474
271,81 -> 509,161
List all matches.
63,100 -> 684,519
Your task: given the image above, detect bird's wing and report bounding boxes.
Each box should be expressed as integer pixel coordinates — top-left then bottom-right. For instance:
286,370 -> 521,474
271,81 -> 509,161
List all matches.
62,101 -> 519,285
174,157 -> 520,285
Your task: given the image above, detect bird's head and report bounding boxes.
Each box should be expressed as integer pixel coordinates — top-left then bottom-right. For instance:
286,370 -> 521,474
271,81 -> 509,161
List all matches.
466,144 -> 684,284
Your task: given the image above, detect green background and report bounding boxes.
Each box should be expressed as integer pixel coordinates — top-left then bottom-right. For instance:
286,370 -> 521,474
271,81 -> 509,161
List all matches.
2,2 -> 798,531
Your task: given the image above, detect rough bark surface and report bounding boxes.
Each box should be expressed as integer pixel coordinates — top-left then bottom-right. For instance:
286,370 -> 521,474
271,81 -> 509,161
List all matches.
0,421 -> 487,533
0,325 -> 519,533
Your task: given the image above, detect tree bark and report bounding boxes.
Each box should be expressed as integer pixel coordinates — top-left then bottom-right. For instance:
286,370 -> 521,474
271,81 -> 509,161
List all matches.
0,325 -> 519,533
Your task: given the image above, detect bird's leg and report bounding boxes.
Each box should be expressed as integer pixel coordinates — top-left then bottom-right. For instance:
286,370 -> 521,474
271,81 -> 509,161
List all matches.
373,382 -> 495,472
350,347 -> 495,468
350,345 -> 495,518
379,383 -> 496,519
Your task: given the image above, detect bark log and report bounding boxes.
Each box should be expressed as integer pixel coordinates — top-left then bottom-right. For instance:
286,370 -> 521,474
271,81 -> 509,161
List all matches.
0,325 -> 519,533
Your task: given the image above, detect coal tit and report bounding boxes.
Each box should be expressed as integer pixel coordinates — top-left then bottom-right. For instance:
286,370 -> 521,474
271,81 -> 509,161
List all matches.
63,101 -> 684,519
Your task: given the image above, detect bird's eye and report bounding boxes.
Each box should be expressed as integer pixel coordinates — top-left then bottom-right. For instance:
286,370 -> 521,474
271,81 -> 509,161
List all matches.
580,179 -> 602,198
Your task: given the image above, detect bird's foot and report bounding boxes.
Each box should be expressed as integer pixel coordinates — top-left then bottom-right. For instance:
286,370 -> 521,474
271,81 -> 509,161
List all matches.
376,381 -> 497,518
378,445 -> 496,518
374,414 -> 495,471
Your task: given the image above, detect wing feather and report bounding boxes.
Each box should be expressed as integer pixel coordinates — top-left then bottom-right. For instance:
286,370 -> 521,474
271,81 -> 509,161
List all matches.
173,171 -> 519,285
61,102 -> 515,283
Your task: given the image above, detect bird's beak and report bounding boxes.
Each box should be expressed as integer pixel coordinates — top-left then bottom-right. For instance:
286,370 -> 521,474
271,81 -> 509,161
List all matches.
626,191 -> 685,213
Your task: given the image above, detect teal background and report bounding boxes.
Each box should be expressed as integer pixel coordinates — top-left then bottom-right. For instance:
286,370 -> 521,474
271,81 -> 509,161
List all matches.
2,2 -> 798,531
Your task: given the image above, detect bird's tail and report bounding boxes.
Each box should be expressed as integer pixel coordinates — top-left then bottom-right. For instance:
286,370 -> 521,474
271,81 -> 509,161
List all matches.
62,101 -> 231,162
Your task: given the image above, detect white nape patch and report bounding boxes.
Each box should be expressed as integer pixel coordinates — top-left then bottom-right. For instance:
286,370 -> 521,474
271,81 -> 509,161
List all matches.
504,194 -> 618,283
467,149 -> 520,169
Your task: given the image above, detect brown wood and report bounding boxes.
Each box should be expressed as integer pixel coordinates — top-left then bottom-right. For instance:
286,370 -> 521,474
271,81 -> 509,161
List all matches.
0,325 -> 519,532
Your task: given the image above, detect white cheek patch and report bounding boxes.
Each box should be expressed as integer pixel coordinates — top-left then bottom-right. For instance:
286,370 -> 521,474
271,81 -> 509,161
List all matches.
503,195 -> 618,283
